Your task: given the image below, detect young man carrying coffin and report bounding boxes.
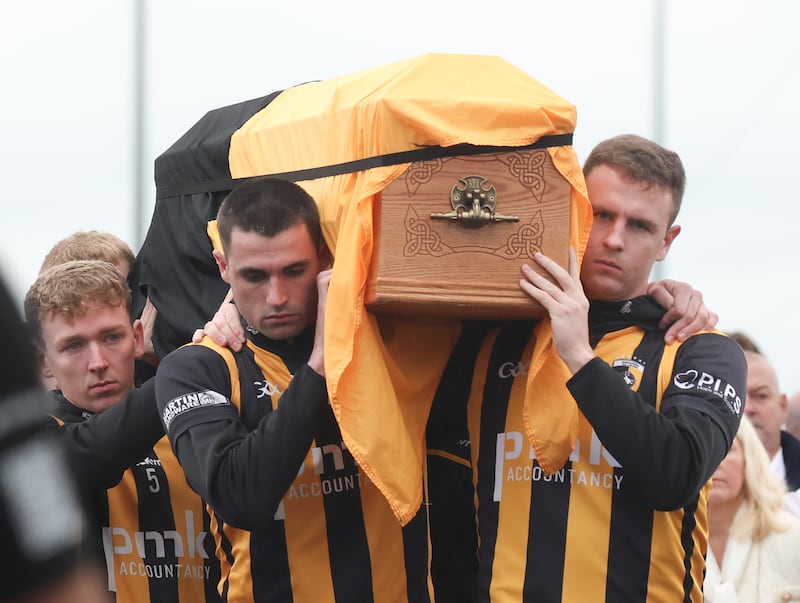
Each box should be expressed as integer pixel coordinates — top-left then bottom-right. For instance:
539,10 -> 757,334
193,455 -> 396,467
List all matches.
428,135 -> 746,602
189,171 -> 725,603
155,177 -> 431,603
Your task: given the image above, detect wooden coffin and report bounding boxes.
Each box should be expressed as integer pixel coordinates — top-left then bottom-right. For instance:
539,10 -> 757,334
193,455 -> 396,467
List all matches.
366,147 -> 571,319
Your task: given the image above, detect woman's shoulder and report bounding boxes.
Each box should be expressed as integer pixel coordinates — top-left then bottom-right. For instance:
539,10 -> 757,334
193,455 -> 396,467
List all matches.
757,514 -> 800,599
760,511 -> 800,550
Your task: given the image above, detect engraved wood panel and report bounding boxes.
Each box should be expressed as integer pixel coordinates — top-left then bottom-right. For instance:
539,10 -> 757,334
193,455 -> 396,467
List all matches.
365,149 -> 571,319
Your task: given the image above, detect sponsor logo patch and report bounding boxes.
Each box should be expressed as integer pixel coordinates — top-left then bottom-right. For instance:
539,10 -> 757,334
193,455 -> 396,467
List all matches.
162,390 -> 229,429
493,429 -> 623,501
673,369 -> 743,416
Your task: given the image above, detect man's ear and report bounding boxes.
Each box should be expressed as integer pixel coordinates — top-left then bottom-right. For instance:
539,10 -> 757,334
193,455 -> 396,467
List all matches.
656,224 -> 681,262
40,351 -> 54,380
213,249 -> 231,283
39,351 -> 57,389
131,319 -> 146,360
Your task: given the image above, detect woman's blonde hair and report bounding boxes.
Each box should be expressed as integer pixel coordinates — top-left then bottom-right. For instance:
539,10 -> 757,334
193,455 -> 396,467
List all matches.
729,416 -> 791,542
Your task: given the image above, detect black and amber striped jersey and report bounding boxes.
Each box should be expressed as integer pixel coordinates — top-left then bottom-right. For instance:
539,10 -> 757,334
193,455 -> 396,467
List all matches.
155,326 -> 432,603
48,379 -> 163,491
429,297 -> 746,603
50,391 -> 221,603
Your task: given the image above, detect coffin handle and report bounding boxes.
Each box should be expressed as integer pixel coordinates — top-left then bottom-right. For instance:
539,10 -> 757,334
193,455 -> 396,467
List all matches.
430,175 -> 519,228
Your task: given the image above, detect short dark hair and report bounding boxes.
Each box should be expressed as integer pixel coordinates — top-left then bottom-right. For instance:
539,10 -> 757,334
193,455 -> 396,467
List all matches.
583,134 -> 686,225
216,177 -> 322,252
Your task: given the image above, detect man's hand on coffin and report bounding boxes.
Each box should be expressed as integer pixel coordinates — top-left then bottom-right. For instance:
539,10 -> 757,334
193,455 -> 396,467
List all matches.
519,248 -> 595,374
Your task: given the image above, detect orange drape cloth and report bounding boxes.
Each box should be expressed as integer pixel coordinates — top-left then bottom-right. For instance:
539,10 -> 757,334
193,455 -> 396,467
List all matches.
223,53 -> 592,524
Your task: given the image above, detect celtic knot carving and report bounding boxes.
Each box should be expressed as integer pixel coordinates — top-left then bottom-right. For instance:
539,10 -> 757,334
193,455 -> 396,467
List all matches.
404,158 -> 448,196
497,211 -> 545,259
497,151 -> 547,202
402,206 -> 546,260
404,206 -> 453,257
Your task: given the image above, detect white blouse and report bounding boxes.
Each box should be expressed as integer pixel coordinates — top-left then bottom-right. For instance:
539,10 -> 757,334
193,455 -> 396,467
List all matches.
705,510 -> 800,602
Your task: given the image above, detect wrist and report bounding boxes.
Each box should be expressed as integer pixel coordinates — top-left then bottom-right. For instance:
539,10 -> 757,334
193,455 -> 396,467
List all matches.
563,348 -> 595,375
307,352 -> 324,377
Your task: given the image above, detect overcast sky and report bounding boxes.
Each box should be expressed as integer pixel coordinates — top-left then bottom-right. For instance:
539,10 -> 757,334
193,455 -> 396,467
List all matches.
2,0 -> 798,393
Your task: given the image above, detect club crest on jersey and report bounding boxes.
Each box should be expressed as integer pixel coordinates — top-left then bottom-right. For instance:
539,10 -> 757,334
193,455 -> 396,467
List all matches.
612,357 -> 645,388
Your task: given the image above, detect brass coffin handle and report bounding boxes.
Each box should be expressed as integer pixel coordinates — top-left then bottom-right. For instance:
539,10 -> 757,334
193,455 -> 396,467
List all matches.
430,175 -> 519,228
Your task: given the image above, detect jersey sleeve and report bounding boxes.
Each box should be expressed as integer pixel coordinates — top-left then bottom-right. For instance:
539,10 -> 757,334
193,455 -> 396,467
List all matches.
567,332 -> 746,511
156,345 -> 242,440
53,378 -> 164,489
155,343 -> 329,530
659,333 -> 744,447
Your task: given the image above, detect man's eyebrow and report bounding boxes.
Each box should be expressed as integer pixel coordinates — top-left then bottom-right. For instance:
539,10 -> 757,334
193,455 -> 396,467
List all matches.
56,334 -> 85,346
237,259 -> 312,276
55,324 -> 127,344
237,266 -> 269,276
284,259 -> 311,270
632,216 -> 659,230
99,324 -> 128,335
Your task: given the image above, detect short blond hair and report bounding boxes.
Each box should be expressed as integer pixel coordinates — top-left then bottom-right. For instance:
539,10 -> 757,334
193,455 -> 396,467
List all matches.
25,260 -> 132,345
39,230 -> 135,274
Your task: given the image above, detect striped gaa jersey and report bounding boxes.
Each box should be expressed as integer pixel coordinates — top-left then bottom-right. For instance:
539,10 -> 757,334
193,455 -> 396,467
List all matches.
428,297 -> 746,602
155,326 -> 432,603
50,388 -> 221,603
